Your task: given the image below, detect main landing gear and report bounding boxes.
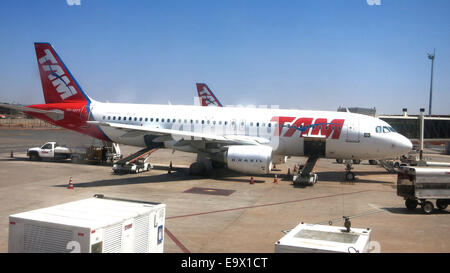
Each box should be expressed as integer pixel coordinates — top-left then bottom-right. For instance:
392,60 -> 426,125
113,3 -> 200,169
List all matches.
189,154 -> 214,176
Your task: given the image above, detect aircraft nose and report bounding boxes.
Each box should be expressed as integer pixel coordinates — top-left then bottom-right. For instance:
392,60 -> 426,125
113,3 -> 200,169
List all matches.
392,134 -> 413,155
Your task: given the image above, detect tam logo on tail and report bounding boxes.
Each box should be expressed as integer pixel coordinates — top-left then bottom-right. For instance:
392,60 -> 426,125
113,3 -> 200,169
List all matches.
196,83 -> 223,107
39,49 -> 77,100
35,43 -> 88,104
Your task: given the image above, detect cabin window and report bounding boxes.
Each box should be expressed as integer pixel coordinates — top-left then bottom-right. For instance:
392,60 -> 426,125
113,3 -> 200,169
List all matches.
139,117 -> 142,121
145,118 -> 148,122
161,118 -> 164,122
112,116 -> 116,120
107,116 -> 111,120
156,118 -> 159,122
383,126 -> 390,133
376,126 -> 382,133
102,116 -> 105,120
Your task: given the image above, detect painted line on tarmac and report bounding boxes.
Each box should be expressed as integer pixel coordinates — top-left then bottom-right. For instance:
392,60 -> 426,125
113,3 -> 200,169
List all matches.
165,227 -> 191,253
167,190 -> 372,220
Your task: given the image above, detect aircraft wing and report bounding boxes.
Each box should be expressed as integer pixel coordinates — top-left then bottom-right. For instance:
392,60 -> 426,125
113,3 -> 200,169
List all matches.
0,103 -> 64,120
87,121 -> 270,147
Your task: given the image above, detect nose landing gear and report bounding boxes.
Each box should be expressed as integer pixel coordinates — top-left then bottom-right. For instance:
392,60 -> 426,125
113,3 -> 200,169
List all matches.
345,160 -> 356,181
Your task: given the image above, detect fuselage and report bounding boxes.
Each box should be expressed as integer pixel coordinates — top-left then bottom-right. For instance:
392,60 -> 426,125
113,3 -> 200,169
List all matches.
86,101 -> 412,160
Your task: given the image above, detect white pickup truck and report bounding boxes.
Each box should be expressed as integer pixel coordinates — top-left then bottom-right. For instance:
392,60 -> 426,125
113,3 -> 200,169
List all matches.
27,142 -> 86,161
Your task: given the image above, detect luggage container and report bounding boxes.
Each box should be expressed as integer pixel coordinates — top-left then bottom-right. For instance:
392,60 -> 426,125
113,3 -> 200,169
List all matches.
275,222 -> 371,253
8,195 -> 165,253
397,166 -> 450,214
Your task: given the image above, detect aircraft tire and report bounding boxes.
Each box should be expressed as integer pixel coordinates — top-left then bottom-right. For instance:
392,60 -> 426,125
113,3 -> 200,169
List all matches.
345,172 -> 355,181
189,162 -> 206,175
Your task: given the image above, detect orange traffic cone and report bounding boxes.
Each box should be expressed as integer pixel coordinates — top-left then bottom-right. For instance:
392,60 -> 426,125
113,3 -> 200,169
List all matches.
272,163 -> 277,170
67,177 -> 74,189
273,175 -> 278,184
250,176 -> 255,185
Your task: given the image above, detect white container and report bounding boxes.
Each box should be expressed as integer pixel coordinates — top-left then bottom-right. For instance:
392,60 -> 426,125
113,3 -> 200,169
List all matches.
8,196 -> 165,253
275,223 -> 371,253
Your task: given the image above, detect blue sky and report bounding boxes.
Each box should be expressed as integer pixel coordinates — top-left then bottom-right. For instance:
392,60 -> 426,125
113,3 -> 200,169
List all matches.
0,0 -> 449,115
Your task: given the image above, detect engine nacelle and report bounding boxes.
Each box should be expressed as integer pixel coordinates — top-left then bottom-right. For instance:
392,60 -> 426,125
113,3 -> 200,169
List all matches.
226,145 -> 273,174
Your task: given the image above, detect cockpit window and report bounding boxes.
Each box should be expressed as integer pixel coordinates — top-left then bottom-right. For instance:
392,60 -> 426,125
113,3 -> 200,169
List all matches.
377,125 -> 396,133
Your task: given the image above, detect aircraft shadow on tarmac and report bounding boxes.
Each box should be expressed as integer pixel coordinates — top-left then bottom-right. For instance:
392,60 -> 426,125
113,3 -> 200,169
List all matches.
52,167 -> 268,188
7,155 -> 393,187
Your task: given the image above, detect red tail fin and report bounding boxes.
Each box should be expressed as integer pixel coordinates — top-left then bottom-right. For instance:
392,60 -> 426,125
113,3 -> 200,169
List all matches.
35,42 -> 89,104
196,83 -> 223,107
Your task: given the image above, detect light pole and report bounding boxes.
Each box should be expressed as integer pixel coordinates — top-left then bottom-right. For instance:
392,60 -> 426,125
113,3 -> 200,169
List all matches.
427,49 -> 435,117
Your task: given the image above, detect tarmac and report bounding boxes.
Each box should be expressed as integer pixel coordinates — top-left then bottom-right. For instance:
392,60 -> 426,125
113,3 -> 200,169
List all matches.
0,128 -> 449,253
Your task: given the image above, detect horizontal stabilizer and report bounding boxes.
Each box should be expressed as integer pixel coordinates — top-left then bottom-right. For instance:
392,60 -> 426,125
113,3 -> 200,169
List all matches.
0,103 -> 64,121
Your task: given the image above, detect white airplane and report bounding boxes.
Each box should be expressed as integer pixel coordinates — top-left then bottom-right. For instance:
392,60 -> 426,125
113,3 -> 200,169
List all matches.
1,43 -> 413,182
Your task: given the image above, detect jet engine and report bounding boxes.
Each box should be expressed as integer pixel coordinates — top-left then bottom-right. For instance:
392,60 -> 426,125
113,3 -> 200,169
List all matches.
226,145 -> 273,174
